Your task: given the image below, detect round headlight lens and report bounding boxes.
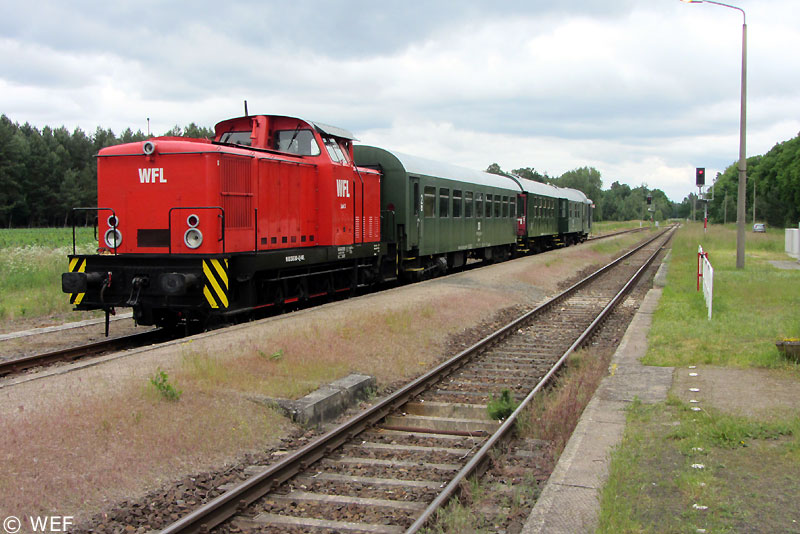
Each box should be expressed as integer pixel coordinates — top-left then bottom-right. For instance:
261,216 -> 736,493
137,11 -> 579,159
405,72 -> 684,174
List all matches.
184,228 -> 203,249
186,214 -> 200,228
104,228 -> 122,249
107,215 -> 118,227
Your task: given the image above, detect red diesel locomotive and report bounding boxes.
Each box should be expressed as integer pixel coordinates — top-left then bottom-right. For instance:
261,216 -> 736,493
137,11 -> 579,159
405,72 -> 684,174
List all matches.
62,113 -> 591,328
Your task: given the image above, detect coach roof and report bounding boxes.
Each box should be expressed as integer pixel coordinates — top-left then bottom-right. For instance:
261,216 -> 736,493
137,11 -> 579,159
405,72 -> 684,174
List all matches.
355,146 -> 521,191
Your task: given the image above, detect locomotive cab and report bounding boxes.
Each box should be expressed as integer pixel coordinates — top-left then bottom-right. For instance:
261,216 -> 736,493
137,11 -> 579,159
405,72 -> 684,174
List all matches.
63,114 -> 382,328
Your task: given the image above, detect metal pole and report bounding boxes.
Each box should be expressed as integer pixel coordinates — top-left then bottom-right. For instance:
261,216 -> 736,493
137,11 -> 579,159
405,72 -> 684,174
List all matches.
681,0 -> 746,267
736,19 -> 747,268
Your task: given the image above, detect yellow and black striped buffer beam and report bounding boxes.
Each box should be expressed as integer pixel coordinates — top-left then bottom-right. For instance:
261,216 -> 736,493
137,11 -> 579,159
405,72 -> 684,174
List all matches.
203,258 -> 229,309
68,257 -> 86,305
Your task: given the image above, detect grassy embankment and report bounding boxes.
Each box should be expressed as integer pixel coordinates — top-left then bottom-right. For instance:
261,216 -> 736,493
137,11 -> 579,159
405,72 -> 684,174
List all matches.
598,222 -> 800,534
0,227 -> 96,323
592,219 -> 651,235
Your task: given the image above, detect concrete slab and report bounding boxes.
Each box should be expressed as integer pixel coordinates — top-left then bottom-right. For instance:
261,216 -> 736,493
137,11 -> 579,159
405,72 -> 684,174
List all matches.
0,312 -> 134,341
259,373 -> 376,427
769,260 -> 800,270
522,286 -> 675,534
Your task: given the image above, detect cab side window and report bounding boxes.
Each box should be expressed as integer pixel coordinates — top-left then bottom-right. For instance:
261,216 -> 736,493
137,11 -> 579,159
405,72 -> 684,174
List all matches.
322,136 -> 349,164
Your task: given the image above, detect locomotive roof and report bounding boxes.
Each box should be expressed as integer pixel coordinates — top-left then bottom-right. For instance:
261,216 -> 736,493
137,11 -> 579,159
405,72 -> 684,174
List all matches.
310,121 -> 358,141
355,146 -> 522,192
214,115 -> 358,141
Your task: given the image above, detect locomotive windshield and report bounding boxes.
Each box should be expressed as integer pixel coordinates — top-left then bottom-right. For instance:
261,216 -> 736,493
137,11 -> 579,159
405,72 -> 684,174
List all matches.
218,131 -> 252,146
276,129 -> 321,156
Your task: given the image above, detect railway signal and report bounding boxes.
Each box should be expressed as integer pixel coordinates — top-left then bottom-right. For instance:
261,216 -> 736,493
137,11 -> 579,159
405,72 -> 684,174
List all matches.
696,167 -> 705,187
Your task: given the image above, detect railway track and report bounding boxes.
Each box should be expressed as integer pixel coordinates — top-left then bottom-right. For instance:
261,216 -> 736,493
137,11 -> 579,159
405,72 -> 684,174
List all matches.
155,226 -> 674,534
0,227 -> 642,384
0,328 -> 172,378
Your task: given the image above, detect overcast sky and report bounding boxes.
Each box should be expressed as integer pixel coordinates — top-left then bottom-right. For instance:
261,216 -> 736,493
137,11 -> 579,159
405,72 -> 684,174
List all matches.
2,1 -> 799,202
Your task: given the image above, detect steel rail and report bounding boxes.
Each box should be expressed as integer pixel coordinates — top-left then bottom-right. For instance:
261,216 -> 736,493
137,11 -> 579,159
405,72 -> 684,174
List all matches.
0,329 -> 168,377
406,225 -> 675,532
159,227 -> 672,534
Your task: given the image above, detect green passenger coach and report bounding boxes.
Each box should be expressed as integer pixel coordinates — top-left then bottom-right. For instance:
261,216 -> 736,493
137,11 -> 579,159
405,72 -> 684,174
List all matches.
354,146 -> 521,276
354,145 -> 592,280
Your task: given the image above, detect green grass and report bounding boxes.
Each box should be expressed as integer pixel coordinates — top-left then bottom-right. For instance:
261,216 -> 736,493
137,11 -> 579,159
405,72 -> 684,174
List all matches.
0,227 -> 97,320
592,220 -> 649,234
0,227 -> 96,249
644,222 -> 800,369
598,398 -> 800,534
598,222 -> 800,533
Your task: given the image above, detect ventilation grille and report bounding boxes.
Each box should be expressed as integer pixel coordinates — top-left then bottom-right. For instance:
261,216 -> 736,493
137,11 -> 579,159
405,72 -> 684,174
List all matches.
220,156 -> 253,228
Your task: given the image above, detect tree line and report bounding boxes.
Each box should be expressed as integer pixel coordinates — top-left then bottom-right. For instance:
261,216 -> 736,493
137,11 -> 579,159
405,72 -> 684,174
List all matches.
4,113 -> 796,228
0,115 -> 213,228
700,133 -> 800,228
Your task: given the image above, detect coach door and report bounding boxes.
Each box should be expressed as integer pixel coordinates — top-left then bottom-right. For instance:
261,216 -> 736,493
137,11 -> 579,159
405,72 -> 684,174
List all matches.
409,176 -> 421,250
516,194 -> 527,236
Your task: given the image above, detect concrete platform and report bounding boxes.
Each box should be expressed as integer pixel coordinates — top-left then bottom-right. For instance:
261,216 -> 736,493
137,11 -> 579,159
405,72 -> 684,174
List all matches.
522,286 -> 674,534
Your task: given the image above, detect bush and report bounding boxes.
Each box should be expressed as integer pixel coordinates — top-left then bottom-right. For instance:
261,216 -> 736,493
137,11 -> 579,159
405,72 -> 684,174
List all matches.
149,368 -> 182,401
487,389 -> 518,420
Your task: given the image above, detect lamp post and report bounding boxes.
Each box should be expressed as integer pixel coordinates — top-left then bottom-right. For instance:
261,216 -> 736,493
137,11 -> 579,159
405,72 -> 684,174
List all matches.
681,0 -> 747,268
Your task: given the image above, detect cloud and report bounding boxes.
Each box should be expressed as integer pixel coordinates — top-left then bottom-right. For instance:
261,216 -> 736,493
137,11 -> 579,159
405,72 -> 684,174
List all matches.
1,1 -> 798,203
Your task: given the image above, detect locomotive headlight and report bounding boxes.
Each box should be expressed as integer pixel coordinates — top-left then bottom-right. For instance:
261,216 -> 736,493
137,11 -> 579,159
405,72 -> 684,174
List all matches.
184,227 -> 203,249
186,214 -> 200,228
104,228 -> 123,248
143,140 -> 156,155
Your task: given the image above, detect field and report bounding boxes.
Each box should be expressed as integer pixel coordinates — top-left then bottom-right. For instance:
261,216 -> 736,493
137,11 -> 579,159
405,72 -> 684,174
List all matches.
0,227 -> 97,323
598,222 -> 800,533
592,220 -> 649,235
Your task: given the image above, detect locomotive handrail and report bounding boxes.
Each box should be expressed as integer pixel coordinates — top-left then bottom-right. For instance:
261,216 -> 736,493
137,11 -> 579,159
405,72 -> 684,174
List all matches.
167,206 -> 225,254
70,207 -> 117,256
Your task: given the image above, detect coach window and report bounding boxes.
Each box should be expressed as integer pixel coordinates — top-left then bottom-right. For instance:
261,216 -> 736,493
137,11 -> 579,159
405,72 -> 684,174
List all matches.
424,186 -> 436,218
439,188 -> 450,218
502,196 -> 508,218
465,191 -> 473,218
413,182 -> 420,216
453,190 -> 462,218
495,196 -> 502,218
510,198 -> 515,218
485,194 -> 493,218
475,193 -> 483,218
